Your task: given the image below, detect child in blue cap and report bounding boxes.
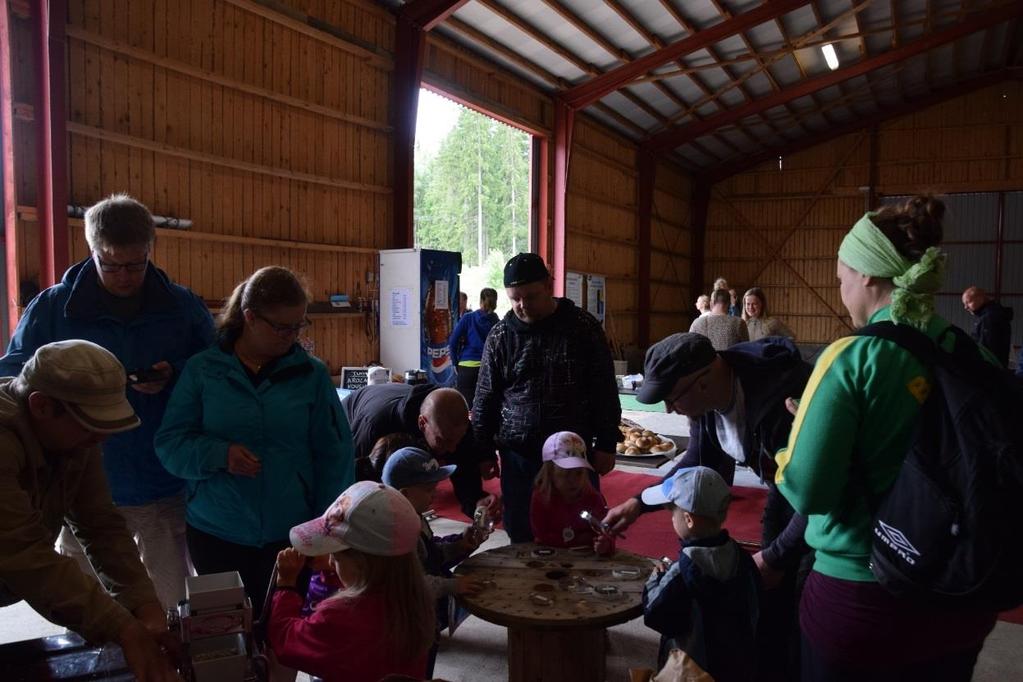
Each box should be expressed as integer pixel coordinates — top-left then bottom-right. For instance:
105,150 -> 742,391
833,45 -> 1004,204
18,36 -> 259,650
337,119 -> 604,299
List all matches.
382,446 -> 484,675
641,466 -> 760,681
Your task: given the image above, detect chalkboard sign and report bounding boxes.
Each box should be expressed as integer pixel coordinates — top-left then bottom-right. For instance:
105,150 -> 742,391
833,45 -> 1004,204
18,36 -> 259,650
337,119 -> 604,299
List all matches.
341,366 -> 390,390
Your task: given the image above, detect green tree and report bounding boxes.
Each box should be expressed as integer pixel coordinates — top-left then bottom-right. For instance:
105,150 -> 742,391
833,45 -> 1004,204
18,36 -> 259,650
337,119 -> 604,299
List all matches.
415,106 -> 530,268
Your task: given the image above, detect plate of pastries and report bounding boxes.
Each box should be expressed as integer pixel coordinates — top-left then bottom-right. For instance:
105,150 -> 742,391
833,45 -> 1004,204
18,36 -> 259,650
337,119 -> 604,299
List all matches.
616,422 -> 677,458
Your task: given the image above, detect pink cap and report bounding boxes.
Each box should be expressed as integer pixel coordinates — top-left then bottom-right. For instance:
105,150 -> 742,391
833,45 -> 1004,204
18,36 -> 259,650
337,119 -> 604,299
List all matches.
289,481 -> 421,557
542,431 -> 593,471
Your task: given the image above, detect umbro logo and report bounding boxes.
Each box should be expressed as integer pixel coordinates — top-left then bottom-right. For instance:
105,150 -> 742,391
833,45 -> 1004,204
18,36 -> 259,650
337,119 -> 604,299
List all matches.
875,520 -> 921,566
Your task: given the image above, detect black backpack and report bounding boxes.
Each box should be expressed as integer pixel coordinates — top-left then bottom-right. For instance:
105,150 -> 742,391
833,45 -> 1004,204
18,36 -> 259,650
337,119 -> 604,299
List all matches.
855,321 -> 1023,610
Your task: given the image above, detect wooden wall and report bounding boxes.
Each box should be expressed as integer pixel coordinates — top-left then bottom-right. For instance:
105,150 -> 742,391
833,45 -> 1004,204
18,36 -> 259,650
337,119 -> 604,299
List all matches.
5,0 -> 693,368
706,80 -> 1023,345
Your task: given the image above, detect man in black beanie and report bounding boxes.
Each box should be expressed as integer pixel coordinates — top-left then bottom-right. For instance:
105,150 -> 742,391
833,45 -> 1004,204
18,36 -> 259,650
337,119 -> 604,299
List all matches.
472,253 -> 620,543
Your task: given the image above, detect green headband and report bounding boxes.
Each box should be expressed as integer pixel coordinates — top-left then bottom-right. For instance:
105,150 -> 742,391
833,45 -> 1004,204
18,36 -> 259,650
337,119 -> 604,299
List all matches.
838,212 -> 946,330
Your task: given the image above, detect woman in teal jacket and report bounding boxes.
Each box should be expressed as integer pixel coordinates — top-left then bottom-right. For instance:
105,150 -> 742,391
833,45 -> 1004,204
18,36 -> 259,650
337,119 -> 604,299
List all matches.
156,266 -> 354,614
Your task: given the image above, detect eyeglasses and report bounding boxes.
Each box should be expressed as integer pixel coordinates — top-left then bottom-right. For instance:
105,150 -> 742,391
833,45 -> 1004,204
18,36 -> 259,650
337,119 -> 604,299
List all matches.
255,313 -> 312,336
95,256 -> 148,273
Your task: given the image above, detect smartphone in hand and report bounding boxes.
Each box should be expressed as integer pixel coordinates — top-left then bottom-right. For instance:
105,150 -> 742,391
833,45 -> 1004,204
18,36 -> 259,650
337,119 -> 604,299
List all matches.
126,367 -> 166,385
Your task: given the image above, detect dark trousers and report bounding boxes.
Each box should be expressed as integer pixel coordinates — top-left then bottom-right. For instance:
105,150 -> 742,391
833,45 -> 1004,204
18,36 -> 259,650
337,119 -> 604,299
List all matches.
186,525 -> 289,620
455,365 -> 480,411
801,634 -> 983,682
756,484 -> 812,682
448,447 -> 485,520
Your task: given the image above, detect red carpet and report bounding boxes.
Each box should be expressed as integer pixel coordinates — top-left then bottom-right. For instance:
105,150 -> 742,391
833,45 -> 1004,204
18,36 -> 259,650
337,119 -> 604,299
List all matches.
431,470 -> 766,558
432,472 -> 1023,625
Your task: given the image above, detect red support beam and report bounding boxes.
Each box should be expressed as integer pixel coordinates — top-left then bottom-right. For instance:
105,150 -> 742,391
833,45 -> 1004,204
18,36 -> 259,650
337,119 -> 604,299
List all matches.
636,149 -> 655,347
561,0 -> 808,110
34,0 -> 68,287
534,136 -> 549,266
707,69 -> 1015,182
402,0 -> 470,32
650,3 -> 1023,152
551,98 -> 573,297
1,0 -> 20,335
689,180 -> 711,325
392,1 -> 468,249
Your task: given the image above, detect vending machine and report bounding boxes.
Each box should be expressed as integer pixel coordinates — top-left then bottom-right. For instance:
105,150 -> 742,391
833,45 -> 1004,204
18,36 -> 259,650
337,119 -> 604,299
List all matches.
378,248 -> 462,387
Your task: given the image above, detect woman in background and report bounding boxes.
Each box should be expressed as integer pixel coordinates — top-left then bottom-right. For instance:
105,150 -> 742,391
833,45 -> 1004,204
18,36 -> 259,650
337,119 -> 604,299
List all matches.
742,287 -> 794,341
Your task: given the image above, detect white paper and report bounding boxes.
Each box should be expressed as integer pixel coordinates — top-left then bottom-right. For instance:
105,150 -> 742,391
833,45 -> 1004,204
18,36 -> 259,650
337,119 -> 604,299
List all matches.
434,280 -> 449,310
390,287 -> 411,327
565,271 -> 584,308
587,275 -> 606,323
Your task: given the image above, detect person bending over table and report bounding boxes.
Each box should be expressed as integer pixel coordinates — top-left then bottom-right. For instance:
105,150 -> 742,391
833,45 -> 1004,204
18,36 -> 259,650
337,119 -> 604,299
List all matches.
0,341 -> 179,681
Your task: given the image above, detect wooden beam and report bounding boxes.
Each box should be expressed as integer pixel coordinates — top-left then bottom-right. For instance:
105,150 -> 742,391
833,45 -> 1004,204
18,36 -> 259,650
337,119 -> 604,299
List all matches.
561,0 -> 809,109
689,180 -> 711,321
708,68 -> 1012,181
66,122 -> 392,194
402,0 -> 470,31
67,27 -> 392,133
17,206 -> 379,254
552,99 -> 573,297
650,3 -> 1023,151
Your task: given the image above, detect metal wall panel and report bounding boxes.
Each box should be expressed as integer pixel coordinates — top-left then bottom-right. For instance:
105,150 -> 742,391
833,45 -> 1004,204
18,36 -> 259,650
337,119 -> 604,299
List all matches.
1005,192 -> 1023,240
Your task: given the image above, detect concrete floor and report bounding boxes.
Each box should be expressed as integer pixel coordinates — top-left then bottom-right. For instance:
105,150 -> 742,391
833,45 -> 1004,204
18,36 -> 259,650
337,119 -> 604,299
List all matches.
1,520 -> 1021,681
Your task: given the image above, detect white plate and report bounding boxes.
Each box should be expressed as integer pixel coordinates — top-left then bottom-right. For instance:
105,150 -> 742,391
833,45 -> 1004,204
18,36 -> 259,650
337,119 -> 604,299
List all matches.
616,434 -> 677,459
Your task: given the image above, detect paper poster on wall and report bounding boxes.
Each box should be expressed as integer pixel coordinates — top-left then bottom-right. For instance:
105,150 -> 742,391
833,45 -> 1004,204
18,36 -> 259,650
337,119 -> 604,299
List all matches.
565,272 -> 584,309
586,275 -> 606,324
433,280 -> 449,310
390,287 -> 411,327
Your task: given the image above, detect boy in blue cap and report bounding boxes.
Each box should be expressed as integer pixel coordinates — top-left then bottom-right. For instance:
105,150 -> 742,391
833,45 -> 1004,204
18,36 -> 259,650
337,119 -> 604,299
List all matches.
383,446 -> 485,675
642,466 -> 760,682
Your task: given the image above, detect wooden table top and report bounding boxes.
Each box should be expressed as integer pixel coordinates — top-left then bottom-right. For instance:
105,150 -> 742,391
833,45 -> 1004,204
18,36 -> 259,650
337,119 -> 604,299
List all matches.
454,543 -> 654,631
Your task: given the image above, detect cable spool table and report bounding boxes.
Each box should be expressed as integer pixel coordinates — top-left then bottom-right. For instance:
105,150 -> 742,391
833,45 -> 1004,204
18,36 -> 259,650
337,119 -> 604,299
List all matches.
454,542 -> 653,682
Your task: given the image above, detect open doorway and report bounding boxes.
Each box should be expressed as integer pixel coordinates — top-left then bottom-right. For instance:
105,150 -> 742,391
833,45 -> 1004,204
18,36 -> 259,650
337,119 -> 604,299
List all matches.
413,89 -> 533,318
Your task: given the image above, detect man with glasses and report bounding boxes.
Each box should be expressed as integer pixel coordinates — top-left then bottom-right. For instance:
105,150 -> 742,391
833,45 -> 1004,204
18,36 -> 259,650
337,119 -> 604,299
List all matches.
0,194 -> 214,612
602,332 -> 812,682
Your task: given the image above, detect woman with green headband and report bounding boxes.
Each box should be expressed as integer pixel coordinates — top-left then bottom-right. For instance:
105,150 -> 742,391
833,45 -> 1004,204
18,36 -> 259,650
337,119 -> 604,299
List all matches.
773,195 -> 998,680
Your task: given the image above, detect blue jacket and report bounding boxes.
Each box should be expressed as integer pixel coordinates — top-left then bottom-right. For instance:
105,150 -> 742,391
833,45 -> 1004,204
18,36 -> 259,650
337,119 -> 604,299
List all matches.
644,531 -> 760,682
155,344 -> 355,547
0,259 -> 214,505
448,308 -> 498,364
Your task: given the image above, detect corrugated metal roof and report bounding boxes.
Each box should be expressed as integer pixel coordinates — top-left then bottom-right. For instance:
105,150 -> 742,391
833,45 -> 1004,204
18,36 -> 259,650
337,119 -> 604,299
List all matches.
401,0 -> 1021,174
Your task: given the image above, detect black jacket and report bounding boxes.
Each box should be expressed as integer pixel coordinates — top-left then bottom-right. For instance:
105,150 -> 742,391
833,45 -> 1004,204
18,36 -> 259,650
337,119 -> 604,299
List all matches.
472,298 -> 620,458
972,301 -> 1013,367
644,530 -> 760,682
684,337 -> 812,481
343,382 -> 488,518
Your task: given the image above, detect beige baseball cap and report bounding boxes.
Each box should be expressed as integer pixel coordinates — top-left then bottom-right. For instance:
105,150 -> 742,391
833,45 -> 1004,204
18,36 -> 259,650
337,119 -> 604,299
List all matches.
22,340 -> 140,434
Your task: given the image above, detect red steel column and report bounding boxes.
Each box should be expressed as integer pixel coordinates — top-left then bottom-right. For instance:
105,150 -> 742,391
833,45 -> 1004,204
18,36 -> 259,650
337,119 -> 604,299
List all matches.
34,0 -> 69,286
551,98 -> 573,297
391,14 -> 425,249
1,0 -> 20,333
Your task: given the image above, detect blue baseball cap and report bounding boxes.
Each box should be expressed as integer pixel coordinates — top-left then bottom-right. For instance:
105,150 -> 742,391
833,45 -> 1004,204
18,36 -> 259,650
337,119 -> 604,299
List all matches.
382,446 -> 457,489
640,466 -> 730,522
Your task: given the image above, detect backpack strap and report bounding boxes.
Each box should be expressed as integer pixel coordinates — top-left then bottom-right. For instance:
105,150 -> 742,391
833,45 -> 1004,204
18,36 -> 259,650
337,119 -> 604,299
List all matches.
855,321 -> 940,366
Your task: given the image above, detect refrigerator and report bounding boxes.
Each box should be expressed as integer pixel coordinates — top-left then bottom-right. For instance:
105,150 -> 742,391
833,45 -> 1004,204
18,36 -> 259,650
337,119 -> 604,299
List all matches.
379,248 -> 462,387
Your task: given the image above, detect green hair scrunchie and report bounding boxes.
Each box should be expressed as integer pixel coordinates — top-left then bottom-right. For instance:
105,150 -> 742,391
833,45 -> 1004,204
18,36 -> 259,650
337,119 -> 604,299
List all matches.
838,213 -> 946,330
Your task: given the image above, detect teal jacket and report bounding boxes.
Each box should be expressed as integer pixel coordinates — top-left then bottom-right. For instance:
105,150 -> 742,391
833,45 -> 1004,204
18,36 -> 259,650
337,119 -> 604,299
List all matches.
155,344 -> 354,547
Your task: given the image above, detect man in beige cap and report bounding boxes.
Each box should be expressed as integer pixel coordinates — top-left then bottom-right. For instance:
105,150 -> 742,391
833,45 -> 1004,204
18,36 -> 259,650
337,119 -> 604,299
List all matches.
0,340 -> 179,681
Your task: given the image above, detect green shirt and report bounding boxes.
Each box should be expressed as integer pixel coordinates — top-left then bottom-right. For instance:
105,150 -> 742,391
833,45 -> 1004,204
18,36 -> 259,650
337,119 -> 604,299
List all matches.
775,306 -> 948,582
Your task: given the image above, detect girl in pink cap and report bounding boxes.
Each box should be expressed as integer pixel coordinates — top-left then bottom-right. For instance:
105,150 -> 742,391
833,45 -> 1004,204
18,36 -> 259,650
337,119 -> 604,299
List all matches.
268,481 -> 435,682
530,431 -> 615,555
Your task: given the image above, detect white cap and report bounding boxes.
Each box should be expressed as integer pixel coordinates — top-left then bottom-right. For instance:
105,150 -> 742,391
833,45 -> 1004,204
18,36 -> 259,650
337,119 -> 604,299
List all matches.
641,466 -> 730,522
289,481 -> 422,557
541,431 -> 593,471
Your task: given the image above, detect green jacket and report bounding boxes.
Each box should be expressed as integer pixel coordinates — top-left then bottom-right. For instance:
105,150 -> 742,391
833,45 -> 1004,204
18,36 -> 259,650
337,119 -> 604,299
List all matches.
775,306 -> 955,582
0,379 -> 159,642
156,344 -> 354,547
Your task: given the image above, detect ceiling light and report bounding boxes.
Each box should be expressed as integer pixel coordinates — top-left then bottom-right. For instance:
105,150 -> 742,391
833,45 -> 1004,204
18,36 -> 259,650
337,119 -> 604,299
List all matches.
822,43 -> 839,71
